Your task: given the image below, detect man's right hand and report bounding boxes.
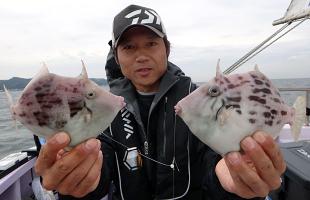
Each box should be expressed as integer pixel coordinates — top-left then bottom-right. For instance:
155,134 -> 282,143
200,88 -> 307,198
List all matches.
35,132 -> 103,198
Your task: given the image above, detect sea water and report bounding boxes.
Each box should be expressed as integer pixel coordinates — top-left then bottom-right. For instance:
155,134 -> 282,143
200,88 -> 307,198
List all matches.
0,79 -> 310,159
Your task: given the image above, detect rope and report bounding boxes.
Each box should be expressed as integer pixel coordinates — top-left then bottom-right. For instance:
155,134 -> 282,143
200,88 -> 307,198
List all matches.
100,132 -> 173,168
223,17 -> 309,74
233,18 -> 308,71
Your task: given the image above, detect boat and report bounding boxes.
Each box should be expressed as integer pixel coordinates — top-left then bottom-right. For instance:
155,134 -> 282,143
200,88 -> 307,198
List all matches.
0,122 -> 309,200
0,0 -> 310,199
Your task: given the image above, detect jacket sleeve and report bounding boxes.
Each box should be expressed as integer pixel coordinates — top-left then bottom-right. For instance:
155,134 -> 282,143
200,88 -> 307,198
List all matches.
58,128 -> 116,200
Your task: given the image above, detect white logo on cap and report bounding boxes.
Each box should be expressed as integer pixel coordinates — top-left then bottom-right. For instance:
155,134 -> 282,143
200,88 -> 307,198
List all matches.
125,9 -> 162,25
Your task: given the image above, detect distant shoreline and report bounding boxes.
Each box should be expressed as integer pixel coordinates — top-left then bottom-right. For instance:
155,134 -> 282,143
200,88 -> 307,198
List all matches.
1,77 -> 310,91
195,77 -> 310,87
0,77 -> 108,91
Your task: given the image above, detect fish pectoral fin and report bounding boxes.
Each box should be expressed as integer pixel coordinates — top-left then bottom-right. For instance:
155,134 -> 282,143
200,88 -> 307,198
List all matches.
81,107 -> 92,123
218,106 -> 234,126
84,113 -> 92,123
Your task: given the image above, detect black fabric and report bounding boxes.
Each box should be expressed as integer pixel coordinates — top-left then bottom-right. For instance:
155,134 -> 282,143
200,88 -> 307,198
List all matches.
33,135 -> 42,153
136,92 -> 155,132
105,47 -> 123,84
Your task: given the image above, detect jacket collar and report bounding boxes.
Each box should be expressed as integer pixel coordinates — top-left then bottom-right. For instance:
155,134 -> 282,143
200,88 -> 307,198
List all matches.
109,62 -> 185,114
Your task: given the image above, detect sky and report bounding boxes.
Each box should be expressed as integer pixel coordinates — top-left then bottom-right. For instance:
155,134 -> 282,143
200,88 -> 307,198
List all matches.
0,0 -> 309,82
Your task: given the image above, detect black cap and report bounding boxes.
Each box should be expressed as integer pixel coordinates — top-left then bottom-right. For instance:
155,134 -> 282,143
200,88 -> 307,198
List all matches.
112,5 -> 166,49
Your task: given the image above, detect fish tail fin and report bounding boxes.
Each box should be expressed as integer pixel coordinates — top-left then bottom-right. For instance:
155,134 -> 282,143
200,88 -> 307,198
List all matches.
3,85 -> 18,130
290,96 -> 306,141
14,120 -> 18,133
3,85 -> 14,107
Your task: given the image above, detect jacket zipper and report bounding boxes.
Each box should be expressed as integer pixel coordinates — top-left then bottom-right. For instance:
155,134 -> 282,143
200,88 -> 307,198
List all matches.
145,78 -> 179,156
162,96 -> 168,157
124,103 -> 149,155
131,112 -> 149,155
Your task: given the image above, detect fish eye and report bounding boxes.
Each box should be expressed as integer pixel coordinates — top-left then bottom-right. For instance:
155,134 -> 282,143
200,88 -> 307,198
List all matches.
86,91 -> 96,99
208,86 -> 220,97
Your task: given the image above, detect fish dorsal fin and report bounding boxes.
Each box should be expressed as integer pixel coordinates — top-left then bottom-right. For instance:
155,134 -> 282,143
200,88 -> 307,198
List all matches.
31,62 -> 50,81
254,64 -> 260,73
80,60 -> 88,80
253,64 -> 268,77
216,59 -> 223,79
42,62 -> 48,69
36,62 -> 50,77
24,62 -> 50,91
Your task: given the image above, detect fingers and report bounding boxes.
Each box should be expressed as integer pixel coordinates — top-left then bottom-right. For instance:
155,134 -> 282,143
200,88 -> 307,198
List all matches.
240,133 -> 282,190
225,152 -> 270,198
253,132 -> 286,174
215,131 -> 286,198
35,132 -> 70,175
216,158 -> 255,198
42,139 -> 101,190
71,151 -> 103,198
56,149 -> 67,160
57,150 -> 102,195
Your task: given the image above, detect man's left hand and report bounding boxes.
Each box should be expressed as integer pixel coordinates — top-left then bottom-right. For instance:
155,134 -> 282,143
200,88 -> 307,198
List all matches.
215,131 -> 286,199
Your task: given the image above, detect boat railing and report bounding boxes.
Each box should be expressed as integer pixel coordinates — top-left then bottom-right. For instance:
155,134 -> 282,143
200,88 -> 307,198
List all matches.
278,87 -> 310,126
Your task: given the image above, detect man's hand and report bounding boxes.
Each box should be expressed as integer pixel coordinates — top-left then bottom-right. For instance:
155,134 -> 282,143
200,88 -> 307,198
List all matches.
35,132 -> 103,198
215,131 -> 286,199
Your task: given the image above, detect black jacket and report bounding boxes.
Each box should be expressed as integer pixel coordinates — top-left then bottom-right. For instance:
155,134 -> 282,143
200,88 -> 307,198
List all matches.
59,52 -> 264,200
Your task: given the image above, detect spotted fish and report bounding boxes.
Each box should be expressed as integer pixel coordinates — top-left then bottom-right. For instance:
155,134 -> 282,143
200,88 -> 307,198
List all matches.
4,61 -> 126,146
175,61 -> 306,155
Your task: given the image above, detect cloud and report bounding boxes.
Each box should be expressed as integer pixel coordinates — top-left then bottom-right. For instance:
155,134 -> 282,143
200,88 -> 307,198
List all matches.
0,0 -> 309,80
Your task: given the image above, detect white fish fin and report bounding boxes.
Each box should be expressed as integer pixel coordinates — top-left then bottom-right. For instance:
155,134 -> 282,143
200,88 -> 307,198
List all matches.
81,107 -> 92,123
3,85 -> 19,130
216,59 -> 223,79
80,60 -> 89,79
35,62 -> 50,78
23,63 -> 50,92
218,106 -> 234,126
290,96 -> 306,141
84,113 -> 92,123
3,85 -> 14,108
42,62 -> 49,70
14,120 -> 19,133
253,64 -> 268,78
254,64 -> 260,72
3,85 -> 15,119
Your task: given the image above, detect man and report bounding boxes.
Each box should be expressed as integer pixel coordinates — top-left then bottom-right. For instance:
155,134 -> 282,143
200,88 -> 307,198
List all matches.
35,4 -> 286,200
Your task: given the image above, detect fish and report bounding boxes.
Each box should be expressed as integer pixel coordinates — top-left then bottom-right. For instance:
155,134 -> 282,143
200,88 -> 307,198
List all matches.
4,61 -> 126,147
175,61 -> 306,155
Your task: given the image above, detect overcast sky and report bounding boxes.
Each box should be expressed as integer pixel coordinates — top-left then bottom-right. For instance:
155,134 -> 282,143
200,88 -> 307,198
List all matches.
0,0 -> 309,82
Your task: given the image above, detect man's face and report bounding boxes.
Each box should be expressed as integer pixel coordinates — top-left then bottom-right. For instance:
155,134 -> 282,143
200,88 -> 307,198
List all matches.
116,26 -> 168,93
